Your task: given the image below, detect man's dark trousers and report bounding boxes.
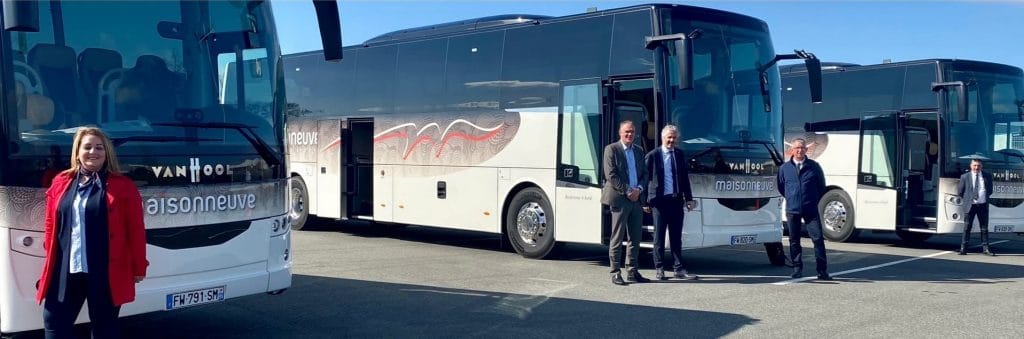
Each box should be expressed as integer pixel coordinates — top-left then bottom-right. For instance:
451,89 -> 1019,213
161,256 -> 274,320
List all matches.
787,212 -> 828,275
652,195 -> 685,272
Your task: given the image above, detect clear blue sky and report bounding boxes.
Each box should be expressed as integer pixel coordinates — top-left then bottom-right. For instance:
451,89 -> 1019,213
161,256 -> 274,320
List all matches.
271,0 -> 1024,69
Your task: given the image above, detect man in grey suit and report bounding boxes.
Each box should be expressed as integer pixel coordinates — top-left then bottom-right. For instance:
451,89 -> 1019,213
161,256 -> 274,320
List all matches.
956,158 -> 996,256
602,120 -> 649,285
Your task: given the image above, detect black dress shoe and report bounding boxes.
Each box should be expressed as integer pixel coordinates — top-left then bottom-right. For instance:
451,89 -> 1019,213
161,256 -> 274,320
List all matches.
674,270 -> 699,280
817,273 -> 833,281
626,271 -> 650,283
655,269 -> 667,280
791,271 -> 803,279
612,274 -> 627,286
957,248 -> 967,255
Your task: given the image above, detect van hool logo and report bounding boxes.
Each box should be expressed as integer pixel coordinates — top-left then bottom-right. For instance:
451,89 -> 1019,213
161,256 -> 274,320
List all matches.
151,158 -> 234,183
993,170 -> 1022,181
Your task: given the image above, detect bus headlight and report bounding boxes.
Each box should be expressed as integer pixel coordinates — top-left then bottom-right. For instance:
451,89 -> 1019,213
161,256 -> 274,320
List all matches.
945,194 -> 962,206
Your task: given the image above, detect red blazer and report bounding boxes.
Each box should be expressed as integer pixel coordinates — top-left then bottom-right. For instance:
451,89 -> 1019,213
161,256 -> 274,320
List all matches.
36,171 -> 148,306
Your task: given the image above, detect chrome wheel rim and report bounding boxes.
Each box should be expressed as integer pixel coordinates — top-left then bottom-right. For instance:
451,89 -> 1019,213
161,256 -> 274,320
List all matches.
290,186 -> 305,221
822,200 -> 847,232
515,202 -> 548,245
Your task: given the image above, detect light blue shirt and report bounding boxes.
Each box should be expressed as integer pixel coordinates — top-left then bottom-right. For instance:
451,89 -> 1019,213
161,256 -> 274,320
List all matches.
69,176 -> 99,274
662,147 -> 675,195
621,142 -> 638,189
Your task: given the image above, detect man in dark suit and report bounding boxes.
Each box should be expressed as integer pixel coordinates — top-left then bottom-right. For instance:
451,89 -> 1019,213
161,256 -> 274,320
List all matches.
777,138 -> 831,280
642,125 -> 698,280
956,158 -> 996,256
602,120 -> 649,285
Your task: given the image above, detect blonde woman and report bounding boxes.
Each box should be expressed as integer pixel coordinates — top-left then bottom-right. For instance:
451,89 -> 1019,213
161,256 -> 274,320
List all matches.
36,127 -> 147,338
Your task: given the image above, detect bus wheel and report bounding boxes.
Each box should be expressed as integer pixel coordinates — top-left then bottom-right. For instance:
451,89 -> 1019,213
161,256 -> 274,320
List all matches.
506,188 -> 557,259
818,190 -> 858,242
764,242 -> 787,266
896,230 -> 932,244
290,176 -> 310,230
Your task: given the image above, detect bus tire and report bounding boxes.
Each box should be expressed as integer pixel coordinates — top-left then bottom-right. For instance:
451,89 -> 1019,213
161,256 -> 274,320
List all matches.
818,189 -> 858,242
896,230 -> 932,244
506,187 -> 557,259
290,175 -> 311,230
764,242 -> 787,266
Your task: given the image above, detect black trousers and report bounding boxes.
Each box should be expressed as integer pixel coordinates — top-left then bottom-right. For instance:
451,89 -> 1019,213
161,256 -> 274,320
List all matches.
787,212 -> 828,274
962,203 -> 990,246
651,195 -> 686,272
43,273 -> 121,339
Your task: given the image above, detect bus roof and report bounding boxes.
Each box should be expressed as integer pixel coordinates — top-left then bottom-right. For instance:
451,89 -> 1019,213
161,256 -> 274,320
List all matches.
780,59 -> 1024,76
288,3 -> 767,56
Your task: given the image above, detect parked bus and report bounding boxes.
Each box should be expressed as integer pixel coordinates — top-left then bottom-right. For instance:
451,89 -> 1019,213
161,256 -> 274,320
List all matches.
780,60 -> 1024,242
284,3 -> 822,262
0,1 -> 342,335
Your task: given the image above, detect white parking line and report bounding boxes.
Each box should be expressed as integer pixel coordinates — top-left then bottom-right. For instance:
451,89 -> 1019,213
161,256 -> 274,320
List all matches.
772,240 -> 1010,285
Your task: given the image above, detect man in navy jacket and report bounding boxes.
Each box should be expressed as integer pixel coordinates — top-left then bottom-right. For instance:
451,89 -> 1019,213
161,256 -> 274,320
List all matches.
777,138 -> 831,280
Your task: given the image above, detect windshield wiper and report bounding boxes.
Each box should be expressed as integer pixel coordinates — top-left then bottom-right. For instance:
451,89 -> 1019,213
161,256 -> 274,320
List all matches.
151,122 -> 283,167
112,135 -> 221,147
729,139 -> 784,165
688,145 -> 749,163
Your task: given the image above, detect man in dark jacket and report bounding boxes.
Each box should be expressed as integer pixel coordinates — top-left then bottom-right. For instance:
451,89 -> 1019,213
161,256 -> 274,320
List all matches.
956,158 -> 995,256
777,138 -> 831,280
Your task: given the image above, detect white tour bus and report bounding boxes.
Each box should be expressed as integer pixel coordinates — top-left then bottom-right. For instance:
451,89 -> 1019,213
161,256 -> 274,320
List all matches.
0,1 -> 342,335
780,60 -> 1024,243
284,4 -> 821,262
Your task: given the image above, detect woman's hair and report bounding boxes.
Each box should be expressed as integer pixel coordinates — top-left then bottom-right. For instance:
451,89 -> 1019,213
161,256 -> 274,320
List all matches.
65,127 -> 121,175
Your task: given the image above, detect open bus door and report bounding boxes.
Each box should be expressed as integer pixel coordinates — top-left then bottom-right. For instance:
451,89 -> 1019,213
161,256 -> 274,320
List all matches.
345,118 -> 375,220
853,114 -> 900,231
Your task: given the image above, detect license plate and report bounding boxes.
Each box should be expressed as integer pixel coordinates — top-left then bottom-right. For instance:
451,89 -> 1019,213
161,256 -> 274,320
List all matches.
994,225 -> 1014,233
731,235 -> 757,245
166,286 -> 225,310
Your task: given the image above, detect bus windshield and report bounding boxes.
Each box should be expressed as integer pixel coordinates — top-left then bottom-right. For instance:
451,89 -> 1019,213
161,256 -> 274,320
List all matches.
6,1 -> 281,158
944,69 -> 1024,174
660,10 -> 782,173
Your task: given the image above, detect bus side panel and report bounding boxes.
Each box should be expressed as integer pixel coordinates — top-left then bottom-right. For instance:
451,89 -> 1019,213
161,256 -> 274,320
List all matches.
553,183 -> 602,244
391,166 -> 499,233
374,165 -> 394,222
286,119 -> 321,216
1,231 -> 45,333
482,108 -> 558,169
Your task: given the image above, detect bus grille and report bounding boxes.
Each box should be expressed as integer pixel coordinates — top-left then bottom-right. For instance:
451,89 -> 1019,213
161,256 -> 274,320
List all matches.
717,198 -> 772,211
989,198 -> 1024,208
146,221 -> 251,250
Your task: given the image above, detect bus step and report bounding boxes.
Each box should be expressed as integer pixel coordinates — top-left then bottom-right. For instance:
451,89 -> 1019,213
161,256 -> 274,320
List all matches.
902,227 -> 937,234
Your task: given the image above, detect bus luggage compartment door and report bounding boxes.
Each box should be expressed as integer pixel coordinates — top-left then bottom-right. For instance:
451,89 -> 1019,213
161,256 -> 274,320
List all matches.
316,119 -> 345,219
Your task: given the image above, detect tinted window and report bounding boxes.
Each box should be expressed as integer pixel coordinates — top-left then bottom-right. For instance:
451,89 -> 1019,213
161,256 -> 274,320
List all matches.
445,31 -> 502,111
353,45 -> 397,114
502,16 -> 613,109
284,53 -> 356,118
610,11 -> 654,76
396,39 -> 447,113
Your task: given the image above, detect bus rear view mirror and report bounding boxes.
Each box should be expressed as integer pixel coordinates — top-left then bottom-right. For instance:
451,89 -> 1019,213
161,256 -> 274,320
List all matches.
931,81 -> 968,121
645,31 -> 701,91
673,38 -> 694,91
313,0 -> 343,61
804,58 -> 822,103
3,0 -> 40,32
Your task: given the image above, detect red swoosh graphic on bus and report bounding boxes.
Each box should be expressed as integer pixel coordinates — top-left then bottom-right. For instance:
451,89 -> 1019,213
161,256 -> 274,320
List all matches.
373,131 -> 408,143
403,135 -> 434,160
318,138 -> 342,153
374,121 -> 505,160
434,127 -> 504,158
